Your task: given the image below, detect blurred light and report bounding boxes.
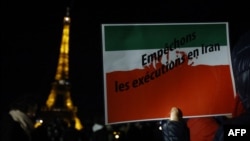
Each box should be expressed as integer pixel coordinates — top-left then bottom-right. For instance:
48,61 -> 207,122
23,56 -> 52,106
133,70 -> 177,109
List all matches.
158,125 -> 162,130
64,17 -> 70,22
113,131 -> 120,139
114,134 -> 120,139
34,119 -> 43,128
74,117 -> 84,130
59,80 -> 65,84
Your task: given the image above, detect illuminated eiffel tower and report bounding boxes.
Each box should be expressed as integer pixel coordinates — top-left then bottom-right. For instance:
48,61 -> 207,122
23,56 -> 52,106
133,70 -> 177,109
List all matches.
39,7 -> 83,130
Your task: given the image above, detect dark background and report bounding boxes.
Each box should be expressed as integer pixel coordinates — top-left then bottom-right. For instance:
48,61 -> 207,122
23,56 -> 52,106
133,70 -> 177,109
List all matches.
1,0 -> 250,124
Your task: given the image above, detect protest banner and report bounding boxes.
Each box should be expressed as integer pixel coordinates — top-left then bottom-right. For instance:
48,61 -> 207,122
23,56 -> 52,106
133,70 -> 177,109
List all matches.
102,23 -> 236,124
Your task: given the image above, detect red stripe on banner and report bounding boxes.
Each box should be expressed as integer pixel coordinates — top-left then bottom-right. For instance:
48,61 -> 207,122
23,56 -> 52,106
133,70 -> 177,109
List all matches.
106,54 -> 234,123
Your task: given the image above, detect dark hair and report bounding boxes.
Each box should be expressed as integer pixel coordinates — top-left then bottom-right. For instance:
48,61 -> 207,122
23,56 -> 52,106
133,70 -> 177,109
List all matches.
231,30 -> 250,111
10,95 -> 38,113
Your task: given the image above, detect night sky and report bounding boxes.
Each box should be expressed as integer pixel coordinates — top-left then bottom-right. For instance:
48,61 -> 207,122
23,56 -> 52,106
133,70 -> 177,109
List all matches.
1,0 -> 250,124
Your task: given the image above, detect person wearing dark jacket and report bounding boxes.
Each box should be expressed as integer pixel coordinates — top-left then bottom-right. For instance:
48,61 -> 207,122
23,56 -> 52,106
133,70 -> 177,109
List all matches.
213,30 -> 250,141
162,107 -> 190,141
162,30 -> 250,141
0,95 -> 38,141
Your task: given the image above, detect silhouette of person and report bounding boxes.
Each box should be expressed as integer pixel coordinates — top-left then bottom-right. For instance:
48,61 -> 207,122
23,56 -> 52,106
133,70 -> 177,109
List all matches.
0,95 -> 38,141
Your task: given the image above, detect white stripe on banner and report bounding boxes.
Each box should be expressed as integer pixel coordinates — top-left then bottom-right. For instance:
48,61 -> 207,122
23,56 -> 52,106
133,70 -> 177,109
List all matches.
104,46 -> 229,72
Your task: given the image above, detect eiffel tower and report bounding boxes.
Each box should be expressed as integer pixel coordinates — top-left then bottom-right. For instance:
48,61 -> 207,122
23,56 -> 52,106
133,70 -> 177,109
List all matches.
39,7 -> 83,131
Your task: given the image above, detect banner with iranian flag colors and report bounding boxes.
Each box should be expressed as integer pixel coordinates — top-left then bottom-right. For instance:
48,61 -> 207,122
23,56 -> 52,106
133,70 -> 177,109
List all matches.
102,23 -> 236,125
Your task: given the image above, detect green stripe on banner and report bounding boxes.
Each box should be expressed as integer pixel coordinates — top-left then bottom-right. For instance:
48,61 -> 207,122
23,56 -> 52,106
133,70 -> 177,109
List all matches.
103,23 -> 228,51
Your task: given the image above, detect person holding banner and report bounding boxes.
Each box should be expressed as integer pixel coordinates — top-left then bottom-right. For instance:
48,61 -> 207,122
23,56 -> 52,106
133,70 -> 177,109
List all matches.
162,30 -> 250,141
162,107 -> 190,141
213,30 -> 250,141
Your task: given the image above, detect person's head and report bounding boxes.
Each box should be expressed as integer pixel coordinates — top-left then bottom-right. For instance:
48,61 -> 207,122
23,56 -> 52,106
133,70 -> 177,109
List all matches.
231,30 -> 250,111
10,95 -> 38,119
